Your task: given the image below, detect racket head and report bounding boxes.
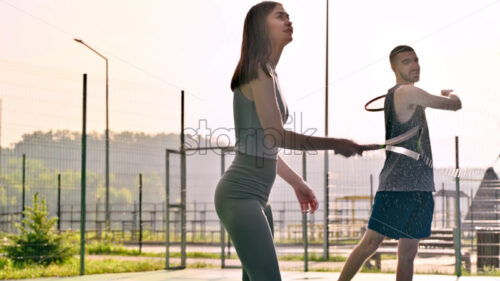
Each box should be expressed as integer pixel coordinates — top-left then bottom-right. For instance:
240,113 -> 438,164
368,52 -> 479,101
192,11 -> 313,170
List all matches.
364,94 -> 386,112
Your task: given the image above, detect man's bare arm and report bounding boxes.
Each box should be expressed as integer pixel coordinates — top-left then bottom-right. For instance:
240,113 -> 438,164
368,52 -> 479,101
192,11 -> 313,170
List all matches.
397,85 -> 462,111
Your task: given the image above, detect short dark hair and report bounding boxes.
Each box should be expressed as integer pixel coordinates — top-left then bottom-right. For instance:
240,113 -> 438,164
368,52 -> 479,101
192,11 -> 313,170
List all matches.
389,45 -> 415,65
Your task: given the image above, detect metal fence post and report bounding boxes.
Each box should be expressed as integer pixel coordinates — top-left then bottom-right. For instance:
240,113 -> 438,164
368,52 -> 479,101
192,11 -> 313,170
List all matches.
80,73 -> 87,275
455,136 -> 462,276
57,173 -> 61,232
323,151 -> 329,260
442,183 -> 445,228
220,149 -> 226,268
470,188 -> 474,254
21,153 -> 26,223
302,151 -> 308,272
165,150 -> 170,269
139,173 -> 143,254
180,90 -> 187,268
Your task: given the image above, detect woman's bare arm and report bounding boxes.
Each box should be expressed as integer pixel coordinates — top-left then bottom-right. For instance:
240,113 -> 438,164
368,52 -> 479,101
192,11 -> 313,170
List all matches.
277,155 -> 318,213
248,66 -> 361,156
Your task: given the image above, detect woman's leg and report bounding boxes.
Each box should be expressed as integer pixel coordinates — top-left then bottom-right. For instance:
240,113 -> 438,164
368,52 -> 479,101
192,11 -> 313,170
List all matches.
216,198 -> 280,281
241,204 -> 274,281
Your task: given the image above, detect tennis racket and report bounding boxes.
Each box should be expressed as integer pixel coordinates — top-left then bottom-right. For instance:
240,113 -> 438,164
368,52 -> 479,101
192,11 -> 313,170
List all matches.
360,125 -> 424,161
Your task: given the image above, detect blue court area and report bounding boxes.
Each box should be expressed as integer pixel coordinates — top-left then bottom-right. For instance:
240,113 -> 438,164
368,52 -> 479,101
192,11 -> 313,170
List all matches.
18,269 -> 500,281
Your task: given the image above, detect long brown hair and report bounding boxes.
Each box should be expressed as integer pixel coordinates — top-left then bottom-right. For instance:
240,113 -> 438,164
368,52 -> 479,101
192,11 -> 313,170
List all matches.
230,1 -> 280,91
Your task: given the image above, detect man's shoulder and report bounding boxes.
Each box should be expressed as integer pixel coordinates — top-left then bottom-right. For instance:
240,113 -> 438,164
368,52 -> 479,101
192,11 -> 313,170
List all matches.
393,84 -> 416,94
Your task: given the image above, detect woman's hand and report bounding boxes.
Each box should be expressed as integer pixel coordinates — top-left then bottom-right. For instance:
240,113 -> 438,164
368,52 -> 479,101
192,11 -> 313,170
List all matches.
292,180 -> 318,214
333,139 -> 363,157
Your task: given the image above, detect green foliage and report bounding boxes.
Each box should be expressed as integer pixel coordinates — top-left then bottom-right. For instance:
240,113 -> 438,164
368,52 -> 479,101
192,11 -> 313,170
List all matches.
93,186 -> 133,205
2,158 -> 52,190
0,256 -> 165,279
0,256 -> 11,270
0,185 -> 16,206
279,252 -> 346,262
86,240 -> 135,256
3,193 -> 75,265
0,156 -> 129,207
1,130 -> 178,208
477,265 -> 500,275
360,265 -> 383,273
0,158 -> 91,206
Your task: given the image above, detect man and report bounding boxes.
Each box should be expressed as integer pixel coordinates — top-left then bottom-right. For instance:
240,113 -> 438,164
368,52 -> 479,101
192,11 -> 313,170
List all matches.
338,45 -> 462,281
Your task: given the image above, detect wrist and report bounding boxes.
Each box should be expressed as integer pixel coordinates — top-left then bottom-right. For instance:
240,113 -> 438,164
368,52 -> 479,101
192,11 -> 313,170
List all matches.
330,138 -> 344,150
290,177 -> 305,189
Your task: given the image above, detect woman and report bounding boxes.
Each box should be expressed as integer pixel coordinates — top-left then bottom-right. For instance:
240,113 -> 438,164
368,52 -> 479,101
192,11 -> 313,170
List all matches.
214,2 -> 362,280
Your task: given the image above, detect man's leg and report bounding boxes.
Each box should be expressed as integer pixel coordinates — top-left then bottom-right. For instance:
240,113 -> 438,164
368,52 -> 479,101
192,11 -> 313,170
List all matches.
396,238 -> 419,281
396,192 -> 433,281
338,229 -> 386,281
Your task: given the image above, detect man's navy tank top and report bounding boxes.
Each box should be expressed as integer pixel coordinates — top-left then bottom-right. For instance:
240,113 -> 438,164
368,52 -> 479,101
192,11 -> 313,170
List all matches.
378,85 -> 435,192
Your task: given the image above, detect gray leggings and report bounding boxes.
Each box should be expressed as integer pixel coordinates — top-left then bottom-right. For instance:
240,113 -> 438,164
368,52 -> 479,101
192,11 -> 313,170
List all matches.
214,153 -> 281,281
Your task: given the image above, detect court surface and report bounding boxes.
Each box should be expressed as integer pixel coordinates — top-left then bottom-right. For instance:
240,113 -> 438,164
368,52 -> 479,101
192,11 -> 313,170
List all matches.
18,269 -> 500,281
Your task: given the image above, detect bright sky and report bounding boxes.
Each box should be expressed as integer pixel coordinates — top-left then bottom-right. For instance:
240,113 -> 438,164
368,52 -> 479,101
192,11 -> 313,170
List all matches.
0,0 -> 499,169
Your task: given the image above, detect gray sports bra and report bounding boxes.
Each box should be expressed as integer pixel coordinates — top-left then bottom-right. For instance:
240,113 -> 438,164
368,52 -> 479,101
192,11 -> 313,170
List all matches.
233,69 -> 289,159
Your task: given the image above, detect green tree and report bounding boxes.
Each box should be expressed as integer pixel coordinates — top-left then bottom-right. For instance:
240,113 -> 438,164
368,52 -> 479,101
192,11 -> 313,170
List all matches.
93,185 -> 133,206
3,193 -> 75,265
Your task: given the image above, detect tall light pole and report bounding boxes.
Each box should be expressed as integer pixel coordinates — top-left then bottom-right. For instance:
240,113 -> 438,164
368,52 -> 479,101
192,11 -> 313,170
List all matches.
74,38 -> 110,231
323,0 -> 330,260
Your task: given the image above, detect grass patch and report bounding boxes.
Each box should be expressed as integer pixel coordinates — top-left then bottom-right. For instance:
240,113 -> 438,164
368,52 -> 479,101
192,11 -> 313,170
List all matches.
85,241 -> 160,257
183,252 -> 221,259
476,266 -> 500,276
381,254 -> 397,260
279,252 -> 346,262
307,267 -> 340,272
86,240 -> 355,263
0,256 -> 165,280
187,262 -> 216,269
360,265 -> 383,273
86,241 -> 225,259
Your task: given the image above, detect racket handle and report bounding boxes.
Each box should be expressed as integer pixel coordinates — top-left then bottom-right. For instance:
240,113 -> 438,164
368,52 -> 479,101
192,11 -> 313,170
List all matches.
360,144 -> 384,151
